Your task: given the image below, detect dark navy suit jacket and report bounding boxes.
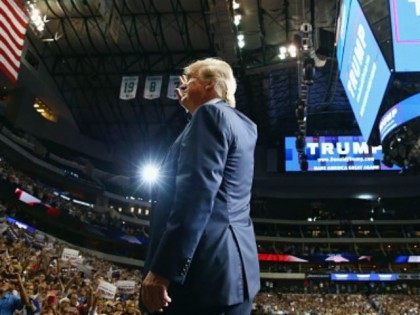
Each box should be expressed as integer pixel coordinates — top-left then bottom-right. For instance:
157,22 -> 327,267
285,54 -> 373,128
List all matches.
144,100 -> 260,308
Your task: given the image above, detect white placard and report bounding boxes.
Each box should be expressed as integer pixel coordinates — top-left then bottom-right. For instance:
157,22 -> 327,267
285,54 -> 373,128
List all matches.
116,280 -> 136,294
167,75 -> 181,100
98,280 -> 117,300
61,248 -> 79,261
69,256 -> 84,267
75,262 -> 93,277
120,76 -> 139,100
143,76 -> 163,99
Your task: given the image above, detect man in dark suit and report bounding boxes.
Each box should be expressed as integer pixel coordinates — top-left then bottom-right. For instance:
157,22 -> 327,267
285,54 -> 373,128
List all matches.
141,58 -> 260,315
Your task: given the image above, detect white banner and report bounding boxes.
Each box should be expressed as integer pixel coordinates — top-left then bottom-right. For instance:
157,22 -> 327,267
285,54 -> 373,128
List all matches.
120,76 -> 139,100
167,75 -> 181,100
61,248 -> 79,261
98,280 -> 117,300
116,280 -> 136,294
143,76 -> 163,99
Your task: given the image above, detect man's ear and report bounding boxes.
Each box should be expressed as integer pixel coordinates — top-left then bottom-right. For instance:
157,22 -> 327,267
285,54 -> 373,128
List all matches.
205,81 -> 215,90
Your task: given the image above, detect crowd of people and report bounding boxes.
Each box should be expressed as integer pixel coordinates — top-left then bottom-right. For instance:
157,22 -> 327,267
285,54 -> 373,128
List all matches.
2,217 -> 420,315
253,292 -> 420,314
371,294 -> 420,315
0,158 -> 148,239
1,157 -> 419,314
0,220 -> 142,314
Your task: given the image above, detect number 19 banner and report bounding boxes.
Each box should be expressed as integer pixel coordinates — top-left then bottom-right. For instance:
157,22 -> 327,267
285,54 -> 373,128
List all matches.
143,76 -> 163,100
119,76 -> 139,100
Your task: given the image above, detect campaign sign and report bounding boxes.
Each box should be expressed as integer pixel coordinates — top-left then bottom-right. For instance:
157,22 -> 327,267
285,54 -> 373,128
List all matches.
285,136 -> 398,171
390,0 -> 420,72
116,280 -> 136,294
61,248 -> 79,261
339,0 -> 391,140
75,262 -> 93,277
98,280 -> 117,299
379,93 -> 420,141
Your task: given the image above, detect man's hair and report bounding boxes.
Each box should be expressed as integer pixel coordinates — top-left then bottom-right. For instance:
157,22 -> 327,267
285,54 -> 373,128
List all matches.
184,58 -> 237,108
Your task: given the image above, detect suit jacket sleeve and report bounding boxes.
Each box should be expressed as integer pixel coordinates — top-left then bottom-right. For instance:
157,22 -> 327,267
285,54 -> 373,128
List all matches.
150,104 -> 230,284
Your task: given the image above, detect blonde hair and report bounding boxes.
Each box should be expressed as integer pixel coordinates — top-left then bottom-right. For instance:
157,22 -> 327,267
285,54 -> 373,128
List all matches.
184,58 -> 237,108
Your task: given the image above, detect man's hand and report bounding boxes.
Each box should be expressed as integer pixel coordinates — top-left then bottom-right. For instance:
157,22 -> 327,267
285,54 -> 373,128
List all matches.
141,271 -> 171,313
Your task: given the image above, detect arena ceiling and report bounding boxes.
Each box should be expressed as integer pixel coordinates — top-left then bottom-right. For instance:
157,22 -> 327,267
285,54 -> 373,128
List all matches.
25,0 -> 342,160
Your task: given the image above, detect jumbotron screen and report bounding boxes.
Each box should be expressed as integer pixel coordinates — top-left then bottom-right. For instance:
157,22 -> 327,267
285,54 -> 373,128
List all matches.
285,136 -> 398,172
390,0 -> 420,72
379,93 -> 420,142
338,0 -> 391,140
336,0 -> 352,70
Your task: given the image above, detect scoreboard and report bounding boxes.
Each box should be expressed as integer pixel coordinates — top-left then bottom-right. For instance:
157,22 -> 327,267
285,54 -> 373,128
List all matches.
338,0 -> 391,141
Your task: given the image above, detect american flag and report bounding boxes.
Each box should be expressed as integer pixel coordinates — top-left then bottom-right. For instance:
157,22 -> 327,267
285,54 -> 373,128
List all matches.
0,0 -> 29,85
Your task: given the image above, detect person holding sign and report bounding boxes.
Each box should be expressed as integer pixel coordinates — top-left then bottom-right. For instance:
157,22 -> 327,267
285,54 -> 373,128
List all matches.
142,58 -> 260,314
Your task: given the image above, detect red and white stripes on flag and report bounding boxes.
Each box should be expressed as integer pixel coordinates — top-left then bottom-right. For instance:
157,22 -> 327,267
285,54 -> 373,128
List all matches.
0,0 -> 29,85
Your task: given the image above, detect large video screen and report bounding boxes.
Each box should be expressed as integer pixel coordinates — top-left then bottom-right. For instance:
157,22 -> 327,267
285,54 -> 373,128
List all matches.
390,0 -> 420,72
339,0 -> 391,140
331,273 -> 397,282
285,136 -> 398,171
395,255 -> 420,263
336,0 -> 353,70
379,93 -> 420,141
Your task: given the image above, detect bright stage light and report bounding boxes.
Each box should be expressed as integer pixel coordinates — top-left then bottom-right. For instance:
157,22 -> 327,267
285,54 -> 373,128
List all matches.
234,14 -> 242,26
141,164 -> 160,184
232,0 -> 240,10
288,44 -> 297,58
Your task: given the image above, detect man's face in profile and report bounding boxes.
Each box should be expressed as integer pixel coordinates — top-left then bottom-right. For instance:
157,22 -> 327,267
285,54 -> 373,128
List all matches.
177,74 -> 208,112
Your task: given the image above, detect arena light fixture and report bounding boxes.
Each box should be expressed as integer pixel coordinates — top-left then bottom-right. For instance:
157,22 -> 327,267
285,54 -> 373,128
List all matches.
27,1 -> 47,33
234,14 -> 242,26
278,46 -> 287,60
237,34 -> 245,48
288,44 -> 297,58
232,0 -> 240,10
33,98 -> 57,122
141,164 -> 160,184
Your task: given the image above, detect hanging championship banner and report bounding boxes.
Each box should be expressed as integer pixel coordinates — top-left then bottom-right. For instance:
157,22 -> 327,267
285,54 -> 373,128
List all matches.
119,76 -> 139,100
143,76 -> 162,99
167,75 -> 181,100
